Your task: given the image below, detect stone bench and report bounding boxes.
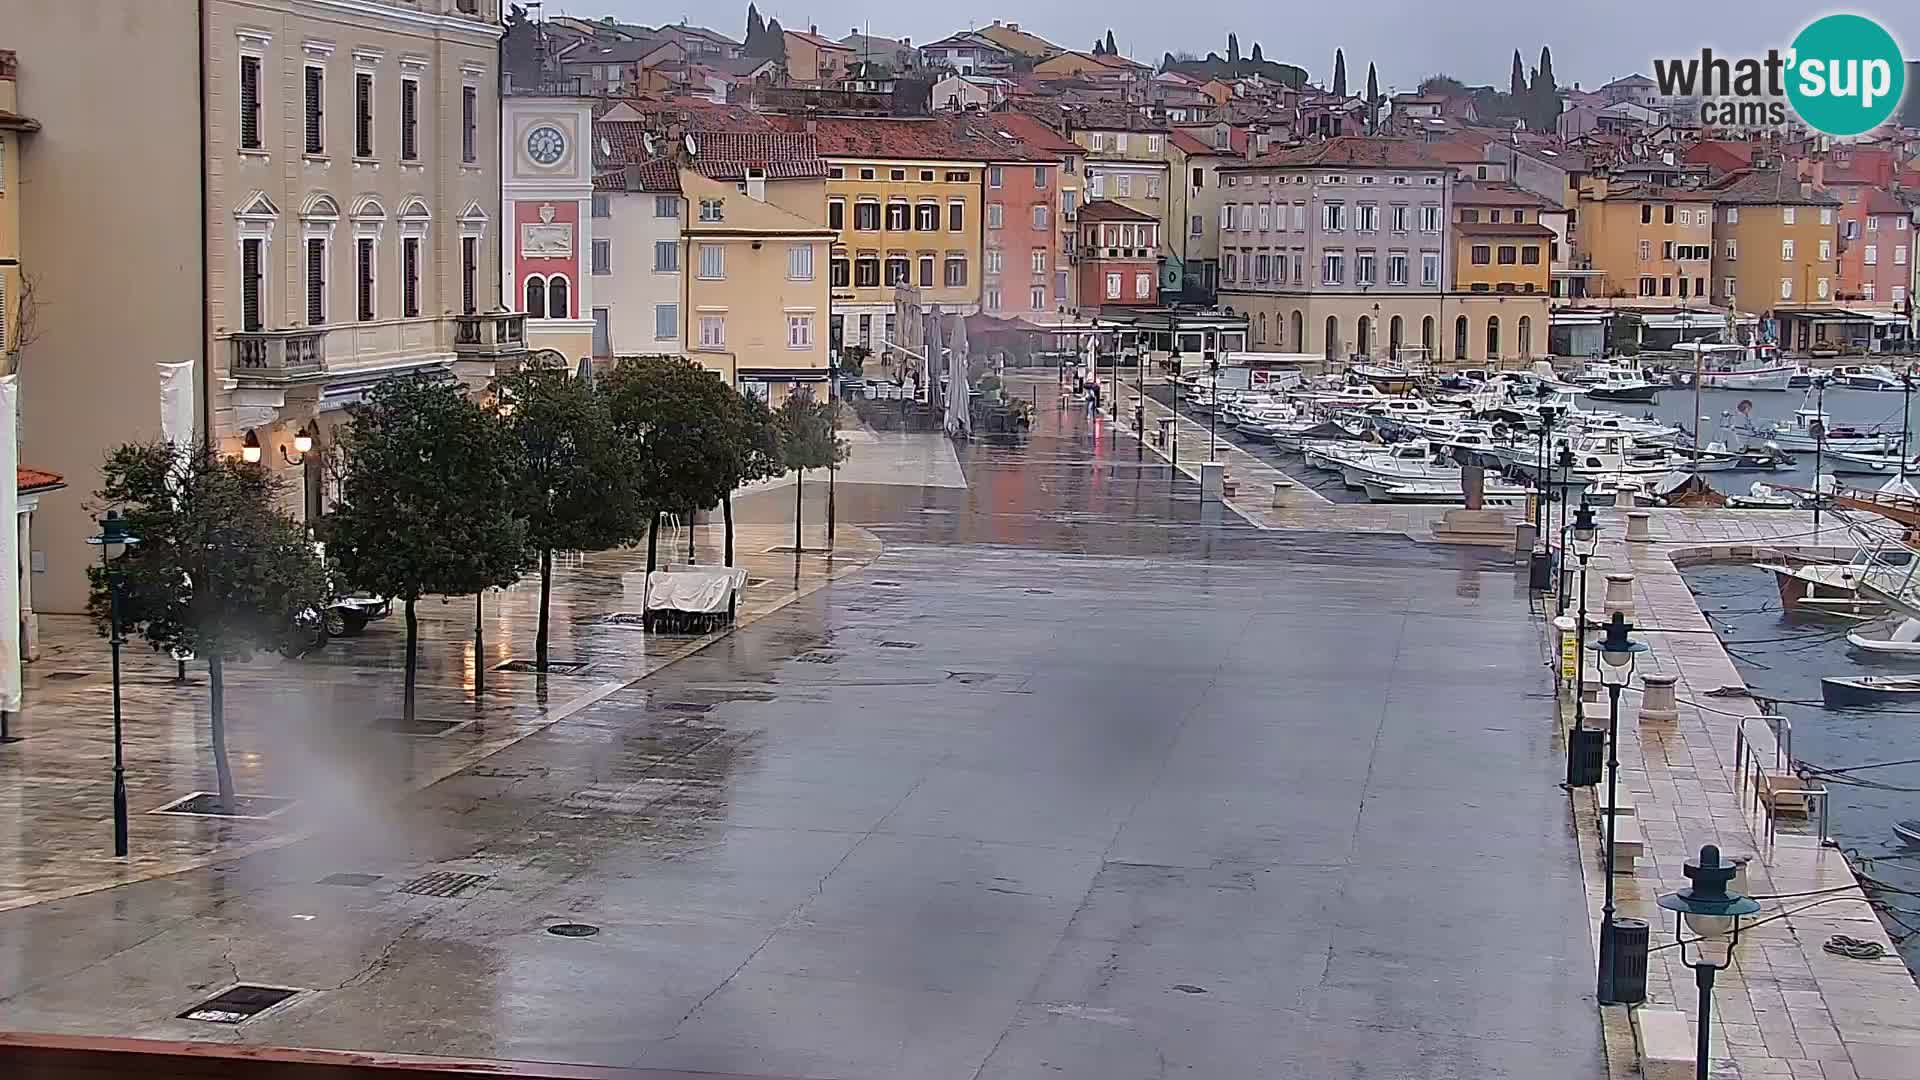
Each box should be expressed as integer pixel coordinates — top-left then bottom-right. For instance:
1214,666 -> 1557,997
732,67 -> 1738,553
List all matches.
1632,1007 -> 1695,1080
1597,812 -> 1644,873
1587,785 -> 1637,820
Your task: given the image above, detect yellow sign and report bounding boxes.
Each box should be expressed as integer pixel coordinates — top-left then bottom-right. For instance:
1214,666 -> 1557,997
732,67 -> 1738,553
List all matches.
1560,630 -> 1577,680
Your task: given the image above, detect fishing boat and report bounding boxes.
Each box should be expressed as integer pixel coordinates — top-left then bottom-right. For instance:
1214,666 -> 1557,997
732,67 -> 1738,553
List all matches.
1825,449 -> 1919,477
1726,482 -> 1798,509
1584,374 -> 1663,403
1359,477 -> 1530,505
1679,341 -> 1796,392
1846,617 -> 1920,657
1759,551 -> 1895,619
1338,441 -> 1461,489
1788,365 -> 1817,389
1820,674 -> 1920,708
1350,363 -> 1422,394
1894,821 -> 1920,847
1832,365 -> 1905,391
1737,401 -> 1897,453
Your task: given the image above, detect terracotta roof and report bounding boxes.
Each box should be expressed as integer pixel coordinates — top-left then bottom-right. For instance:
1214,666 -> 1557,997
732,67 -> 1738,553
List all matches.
1455,221 -> 1557,238
561,37 -> 677,65
1424,140 -> 1489,164
1168,127 -> 1246,156
594,158 -> 680,192
1230,137 -> 1450,170
1077,198 -> 1157,223
971,23 -> 1061,58
784,29 -> 854,52
769,113 -> 1044,161
1705,168 -> 1840,206
985,111 -> 1082,156
594,129 -> 826,184
0,108 -> 40,132
18,467 -> 63,493
1863,188 -> 1910,216
1600,181 -> 1717,203
595,96 -> 782,132
1453,181 -> 1556,209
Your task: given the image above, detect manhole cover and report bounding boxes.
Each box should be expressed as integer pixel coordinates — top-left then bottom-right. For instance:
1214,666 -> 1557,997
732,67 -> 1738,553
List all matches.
180,985 -> 299,1024
745,577 -> 771,588
660,701 -> 715,713
869,580 -> 903,588
398,871 -> 490,899
43,671 -> 91,682
793,651 -> 840,664
878,641 -> 920,649
370,717 -> 463,737
316,873 -> 381,887
493,659 -> 590,674
151,792 -> 295,820
1024,588 -> 1054,595
1171,984 -> 1209,995
547,923 -> 600,938
601,613 -> 650,629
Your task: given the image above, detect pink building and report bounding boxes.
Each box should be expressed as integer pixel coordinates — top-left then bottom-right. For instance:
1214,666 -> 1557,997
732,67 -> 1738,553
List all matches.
981,150 -> 1062,320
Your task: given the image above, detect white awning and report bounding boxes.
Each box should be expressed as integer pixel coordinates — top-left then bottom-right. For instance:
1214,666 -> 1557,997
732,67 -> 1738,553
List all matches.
1550,313 -> 1606,327
1640,312 -> 1728,330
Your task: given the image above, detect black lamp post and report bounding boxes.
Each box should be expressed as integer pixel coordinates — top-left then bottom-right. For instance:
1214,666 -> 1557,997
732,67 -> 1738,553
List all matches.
1169,341 -> 1182,468
87,510 -> 140,858
1536,405 -> 1560,539
1207,350 -> 1221,462
1594,610 -> 1648,1005
1657,846 -> 1761,1079
1555,444 -> 1576,615
1811,381 -> 1826,538
1572,502 -> 1599,730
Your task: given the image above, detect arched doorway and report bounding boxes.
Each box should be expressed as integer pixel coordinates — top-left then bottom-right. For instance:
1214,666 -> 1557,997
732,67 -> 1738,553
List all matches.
1454,315 -> 1469,361
1324,315 -> 1341,363
1356,315 -> 1372,360
1422,316 -> 1435,360
1389,315 -> 1404,361
1486,316 -> 1501,360
1518,316 -> 1533,358
1291,311 -> 1304,352
1258,312 -> 1268,345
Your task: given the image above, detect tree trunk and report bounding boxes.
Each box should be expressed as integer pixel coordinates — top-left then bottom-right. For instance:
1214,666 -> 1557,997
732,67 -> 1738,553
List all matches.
794,469 -> 804,568
208,654 -> 235,810
688,507 -> 697,564
536,546 -> 553,672
724,492 -> 737,622
645,511 -> 660,629
827,463 -> 836,551
474,591 -> 486,698
403,597 -> 418,723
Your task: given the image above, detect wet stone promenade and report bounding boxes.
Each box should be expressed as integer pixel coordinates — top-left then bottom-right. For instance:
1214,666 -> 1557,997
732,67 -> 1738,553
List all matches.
0,394 -> 1604,1079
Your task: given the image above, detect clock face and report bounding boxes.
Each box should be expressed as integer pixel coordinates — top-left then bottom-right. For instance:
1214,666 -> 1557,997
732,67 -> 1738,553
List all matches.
526,125 -> 566,166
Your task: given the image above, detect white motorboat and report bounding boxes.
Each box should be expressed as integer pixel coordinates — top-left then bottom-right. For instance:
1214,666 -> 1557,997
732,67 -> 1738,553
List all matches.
1235,402 -> 1301,441
1847,617 -> 1920,657
1833,365 -> 1906,391
1365,396 -> 1465,427
1825,449 -> 1919,477
1679,341 -> 1796,392
1338,441 -> 1461,489
1739,400 -> 1897,453
1360,476 -> 1530,505
1725,482 -> 1798,510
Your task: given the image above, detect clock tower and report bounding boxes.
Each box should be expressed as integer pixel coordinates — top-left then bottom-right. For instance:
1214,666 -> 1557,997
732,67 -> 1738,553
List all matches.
502,93 -> 596,362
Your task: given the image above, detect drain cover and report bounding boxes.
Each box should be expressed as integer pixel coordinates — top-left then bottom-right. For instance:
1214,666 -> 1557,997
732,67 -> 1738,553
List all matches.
878,641 -> 920,649
151,792 -> 294,820
547,923 -> 600,938
661,701 -> 715,713
601,613 -> 650,629
370,717 -> 463,737
494,659 -> 590,674
398,871 -> 490,899
869,580 -> 903,588
1024,588 -> 1054,595
745,577 -> 771,588
793,651 -> 840,664
43,671 -> 91,682
180,985 -> 298,1024
316,873 -> 381,887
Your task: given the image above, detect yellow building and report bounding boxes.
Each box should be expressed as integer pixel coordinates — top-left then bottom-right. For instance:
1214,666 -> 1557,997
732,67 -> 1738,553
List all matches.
1703,167 -> 1842,351
1070,109 -> 1171,242
0,50 -> 33,368
679,169 -> 834,403
1571,178 -> 1715,308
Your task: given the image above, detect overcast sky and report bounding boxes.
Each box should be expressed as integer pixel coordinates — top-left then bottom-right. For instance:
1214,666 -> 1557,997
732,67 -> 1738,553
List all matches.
554,1 -> 1919,94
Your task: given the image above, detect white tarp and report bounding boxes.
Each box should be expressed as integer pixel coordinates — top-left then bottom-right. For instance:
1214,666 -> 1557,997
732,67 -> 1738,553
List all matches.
0,376 -> 18,713
646,568 -> 747,614
158,359 -> 195,448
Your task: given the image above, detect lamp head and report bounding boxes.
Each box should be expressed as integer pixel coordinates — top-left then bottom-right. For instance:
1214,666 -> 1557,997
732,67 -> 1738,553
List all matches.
1658,844 -> 1760,963
1572,502 -> 1598,552
1556,444 -> 1575,470
89,509 -> 139,549
1594,611 -> 1647,686
241,428 -> 263,464
1539,404 -> 1560,426
292,425 -> 315,456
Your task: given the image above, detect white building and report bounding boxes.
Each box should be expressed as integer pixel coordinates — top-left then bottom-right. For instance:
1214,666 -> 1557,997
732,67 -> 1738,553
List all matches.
594,161 -> 684,357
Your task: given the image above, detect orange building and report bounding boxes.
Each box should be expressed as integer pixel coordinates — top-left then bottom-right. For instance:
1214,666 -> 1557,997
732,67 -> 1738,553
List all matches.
1075,200 -> 1158,315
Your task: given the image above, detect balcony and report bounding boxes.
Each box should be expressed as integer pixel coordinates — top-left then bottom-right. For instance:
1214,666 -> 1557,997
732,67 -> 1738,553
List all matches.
454,311 -> 528,361
230,329 -> 328,383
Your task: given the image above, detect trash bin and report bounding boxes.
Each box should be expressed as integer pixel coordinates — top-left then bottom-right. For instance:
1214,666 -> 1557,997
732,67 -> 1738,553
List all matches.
1567,726 -> 1604,787
1608,918 -> 1651,1004
1529,548 -> 1554,592
1514,523 -> 1538,564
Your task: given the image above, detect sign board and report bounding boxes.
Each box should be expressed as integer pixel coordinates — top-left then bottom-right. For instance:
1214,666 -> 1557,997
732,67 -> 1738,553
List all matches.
1250,369 -> 1271,389
1560,630 -> 1577,680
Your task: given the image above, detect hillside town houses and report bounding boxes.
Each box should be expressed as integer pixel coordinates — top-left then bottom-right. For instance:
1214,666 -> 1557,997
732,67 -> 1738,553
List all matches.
5,1 -> 1920,617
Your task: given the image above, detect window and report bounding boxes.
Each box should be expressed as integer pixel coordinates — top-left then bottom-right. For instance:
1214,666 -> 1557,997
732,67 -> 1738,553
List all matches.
699,243 -> 724,279
1387,252 -> 1408,285
1725,240 -> 1738,260
239,55 -> 262,150
1105,272 -> 1121,299
1783,207 -> 1797,225
1254,254 -> 1269,283
698,314 -> 725,349
1900,218 -> 1910,232
1135,272 -> 1150,299
462,86 -> 477,163
1512,210 -> 1525,224
788,313 -> 813,349
1864,244 -> 1878,265
889,201 -> 910,231
829,166 -> 844,179
591,238 -> 611,275
1391,205 -> 1408,232
1780,277 -> 1793,300
1781,239 -> 1795,260
1497,246 -> 1517,265
986,203 -> 1003,230
1356,251 -> 1376,286
1238,205 -> 1253,231
1521,246 -> 1540,265
654,240 -> 678,272
526,276 -> 544,318
1819,207 -> 1833,225
1460,209 -> 1480,223
1818,276 -> 1830,299
1191,214 -> 1203,237
400,78 -> 419,160
589,194 -> 610,219
699,199 -> 724,223
355,72 -> 373,157
1322,202 -> 1345,231
1661,277 -> 1673,296
949,203 -> 964,231
304,66 -> 325,154
988,166 -> 1002,188
855,257 -> 880,288
1679,276 -> 1689,298
1724,277 -> 1737,298
1663,204 -> 1674,224
1662,240 -> 1674,260
1147,177 -> 1161,199
916,203 -> 939,231
1031,248 -> 1047,274
944,257 -> 967,287
1639,276 -> 1656,297
1815,237 -> 1834,260
356,237 -> 375,320
1031,285 -> 1045,310
1471,245 -> 1492,265
985,287 -> 1001,311
1258,204 -> 1271,231
1322,251 -> 1344,285
1865,283 -> 1877,301
1639,239 -> 1653,261
945,170 -> 969,182
777,243 -> 811,282
1087,132 -> 1106,151
1421,251 -> 1439,286
1115,175 -> 1132,197
890,168 -> 905,182
831,257 -> 850,287
1147,134 -> 1162,153
547,277 -> 568,320
1897,286 -> 1909,305
1358,204 -> 1378,232
1115,134 -> 1129,153
1845,220 -> 1859,240
828,200 -> 845,230
1294,204 -> 1307,231
855,201 -> 879,230
239,237 -> 264,332
1192,167 -> 1204,189
918,255 -> 934,287
305,238 -> 327,325
397,236 -> 419,317
649,195 -> 676,219
1869,215 -> 1881,233
461,235 -> 477,315
655,303 -> 676,340
1489,210 -> 1502,224
983,249 -> 1003,275
1898,247 -> 1909,266
1220,204 -> 1234,231
1641,205 -> 1653,225
1420,206 -> 1441,232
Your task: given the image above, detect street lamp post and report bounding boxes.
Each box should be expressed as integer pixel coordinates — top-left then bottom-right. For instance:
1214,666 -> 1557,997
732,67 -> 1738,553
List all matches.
1594,610 -> 1649,1005
88,510 -> 141,858
1812,376 -> 1827,538
1169,342 -> 1182,468
1657,846 -> 1761,1080
1207,350 -> 1221,462
1556,445 -> 1575,615
1110,328 -> 1122,420
1572,502 -> 1599,731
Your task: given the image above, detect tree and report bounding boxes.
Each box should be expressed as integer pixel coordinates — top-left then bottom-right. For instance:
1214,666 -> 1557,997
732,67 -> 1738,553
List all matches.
496,363 -> 642,672
761,17 -> 787,61
1332,49 -> 1347,97
1533,46 -> 1561,130
1419,74 -> 1467,97
1250,43 -> 1263,63
1104,30 -> 1117,56
772,393 -> 848,561
1162,51 -> 1176,72
2,271 -> 43,377
325,375 -> 527,722
1365,62 -> 1380,133
89,443 -> 329,811
1509,50 -> 1527,100
745,3 -> 764,52
1227,33 -> 1239,64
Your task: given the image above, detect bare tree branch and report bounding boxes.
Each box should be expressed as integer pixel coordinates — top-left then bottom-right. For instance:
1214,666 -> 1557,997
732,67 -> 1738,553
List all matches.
3,271 -> 44,378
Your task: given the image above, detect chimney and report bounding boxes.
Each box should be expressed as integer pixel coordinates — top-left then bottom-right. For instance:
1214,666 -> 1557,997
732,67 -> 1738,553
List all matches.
1245,125 -> 1260,161
992,19 -> 1002,26
805,102 -> 818,135
746,167 -> 767,202
902,37 -> 910,47
809,24 -> 817,35
1008,22 -> 1019,30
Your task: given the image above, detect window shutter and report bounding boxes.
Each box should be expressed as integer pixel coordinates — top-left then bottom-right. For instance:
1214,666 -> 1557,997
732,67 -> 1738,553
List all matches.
461,236 -> 477,314
355,73 -> 373,157
239,56 -> 262,150
402,237 -> 420,317
401,80 -> 418,160
305,68 -> 325,154
307,239 -> 326,324
461,87 -> 477,163
357,238 -> 375,320
241,239 -> 263,332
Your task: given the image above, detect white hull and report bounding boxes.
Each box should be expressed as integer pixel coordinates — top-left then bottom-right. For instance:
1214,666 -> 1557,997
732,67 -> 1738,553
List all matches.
1827,451 -> 1917,476
1700,367 -> 1795,391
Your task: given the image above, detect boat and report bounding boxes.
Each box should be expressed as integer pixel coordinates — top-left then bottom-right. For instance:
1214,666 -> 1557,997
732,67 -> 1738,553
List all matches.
1360,476 -> 1530,505
1350,363 -> 1422,394
1895,820 -> 1920,847
1679,341 -> 1796,392
1788,365 -> 1817,389
1584,375 -> 1663,403
1846,617 -> 1920,657
1738,400 -> 1897,453
1337,441 -> 1462,489
1726,482 -> 1798,509
1825,450 -> 1919,477
1832,365 -> 1906,391
1760,551 -> 1897,619
1821,674 -> 1920,708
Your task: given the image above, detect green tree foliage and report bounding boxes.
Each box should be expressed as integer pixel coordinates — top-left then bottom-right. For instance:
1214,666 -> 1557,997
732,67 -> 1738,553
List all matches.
772,393 -> 848,556
325,375 -> 527,721
1104,30 -> 1117,56
1227,33 -> 1239,64
745,2 -> 764,52
1366,62 -> 1380,133
1332,48 -> 1347,97
496,363 -> 643,671
1419,74 -> 1467,97
1510,50 -> 1527,99
89,442 -> 329,810
758,17 -> 787,61
1532,46 -> 1561,131
1250,42 -> 1263,63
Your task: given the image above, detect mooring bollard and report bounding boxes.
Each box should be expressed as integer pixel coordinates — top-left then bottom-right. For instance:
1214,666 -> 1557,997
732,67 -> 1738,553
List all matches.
1625,511 -> 1652,542
1638,673 -> 1679,722
1604,572 -> 1636,618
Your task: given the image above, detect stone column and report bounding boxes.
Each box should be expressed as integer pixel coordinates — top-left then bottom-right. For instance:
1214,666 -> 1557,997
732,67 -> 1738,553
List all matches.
1638,673 -> 1678,722
1604,572 -> 1636,618
1625,511 -> 1652,542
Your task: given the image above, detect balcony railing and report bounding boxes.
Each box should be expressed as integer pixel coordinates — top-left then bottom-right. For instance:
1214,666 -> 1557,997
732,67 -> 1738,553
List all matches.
454,311 -> 528,359
230,329 -> 327,381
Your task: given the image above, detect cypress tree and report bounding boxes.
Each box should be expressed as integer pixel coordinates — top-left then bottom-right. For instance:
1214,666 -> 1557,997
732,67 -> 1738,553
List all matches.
1332,49 -> 1347,97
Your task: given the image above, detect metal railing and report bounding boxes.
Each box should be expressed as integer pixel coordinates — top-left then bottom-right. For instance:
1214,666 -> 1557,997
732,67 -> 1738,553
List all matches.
1735,714 -> 1830,854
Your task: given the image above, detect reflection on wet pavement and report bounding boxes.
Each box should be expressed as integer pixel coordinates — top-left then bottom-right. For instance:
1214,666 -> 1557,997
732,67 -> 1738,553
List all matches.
0,390 -> 1600,1078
